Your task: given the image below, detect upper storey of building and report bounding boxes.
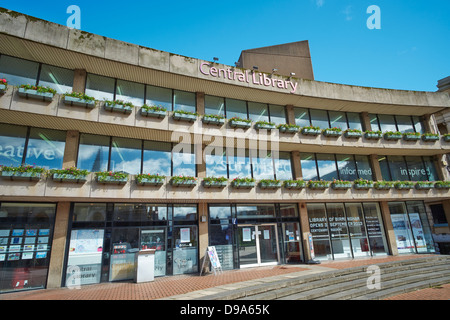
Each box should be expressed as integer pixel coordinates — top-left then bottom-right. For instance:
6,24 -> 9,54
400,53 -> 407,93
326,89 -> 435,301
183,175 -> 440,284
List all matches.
0,7 -> 449,117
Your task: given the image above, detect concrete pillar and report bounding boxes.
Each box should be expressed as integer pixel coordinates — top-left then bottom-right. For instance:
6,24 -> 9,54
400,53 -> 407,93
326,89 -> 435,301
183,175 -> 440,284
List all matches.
291,151 -> 302,180
433,155 -> 450,181
298,202 -> 312,261
286,105 -> 295,125
198,201 -> 209,274
441,200 -> 450,232
196,92 -> 205,115
369,154 -> 383,181
360,112 -> 372,132
62,130 -> 80,169
422,114 -> 437,134
379,201 -> 398,256
72,69 -> 87,94
47,202 -> 71,288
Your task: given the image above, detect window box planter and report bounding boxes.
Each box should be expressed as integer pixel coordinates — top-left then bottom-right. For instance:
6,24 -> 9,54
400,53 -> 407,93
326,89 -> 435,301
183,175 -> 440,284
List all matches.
170,176 -> 197,187
96,172 -> 128,185
353,179 -> 374,190
259,179 -> 282,189
231,178 -> 255,189
364,131 -> 382,140
50,168 -> 89,183
277,124 -> 300,134
402,132 -> 421,141
172,110 -> 198,122
18,86 -> 55,102
344,130 -> 362,139
434,181 -> 450,189
1,170 -> 43,181
443,135 -> 450,142
0,84 -> 6,94
104,101 -> 133,114
255,121 -> 276,131
384,132 -> 402,141
394,181 -> 414,190
322,128 -> 342,138
421,134 -> 440,142
307,181 -> 330,190
374,181 -> 394,190
283,180 -> 307,189
229,118 -> 252,129
140,105 -> 167,118
301,127 -> 321,136
202,177 -> 228,188
63,94 -> 96,109
202,115 -> 225,126
414,181 -> 434,190
331,181 -> 352,190
136,174 -> 165,186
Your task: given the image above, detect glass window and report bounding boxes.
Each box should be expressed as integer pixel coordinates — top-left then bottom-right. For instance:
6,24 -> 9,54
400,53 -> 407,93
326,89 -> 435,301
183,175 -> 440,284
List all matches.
378,156 -> 391,181
109,228 -> 139,281
77,134 -> 110,172
0,55 -> 39,86
142,141 -> 171,176
115,79 -> 144,107
316,153 -> 338,181
309,109 -> 329,129
300,153 -> 318,181
251,150 -> 275,180
173,225 -> 198,275
0,124 -> 27,167
362,203 -> 388,256
405,201 -> 435,253
355,155 -> 373,180
274,152 -> 293,180
396,115 -> 414,133
25,128 -> 66,169
146,85 -> 172,111
110,137 -> 141,174
368,114 -> 380,131
405,156 -> 427,181
423,156 -> 438,181
336,154 -> 358,181
327,203 -> 352,259
173,90 -> 195,113
85,74 -> 115,101
387,156 -> 407,181
412,116 -> 424,134
248,102 -> 269,123
389,202 -> 416,254
378,114 -> 397,132
113,204 -> 141,223
307,203 -> 331,260
205,95 -> 225,117
72,203 -> 107,222
280,203 -> 299,217
205,148 -> 227,178
347,112 -> 362,131
228,148 -> 251,179
328,111 -> 347,130
269,104 -> 286,125
294,107 -> 310,128
236,205 -> 275,219
141,205 -> 168,222
282,222 -> 302,263
38,64 -> 74,94
344,203 -> 370,257
226,98 -> 247,120
209,205 -> 232,220
172,144 -> 196,176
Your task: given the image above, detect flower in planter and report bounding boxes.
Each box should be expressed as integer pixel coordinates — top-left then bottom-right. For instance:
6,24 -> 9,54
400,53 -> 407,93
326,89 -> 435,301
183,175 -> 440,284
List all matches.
19,84 -> 57,95
203,176 -> 227,183
322,127 -> 342,137
443,134 -> 450,142
383,131 -> 402,140
64,92 -> 96,102
402,132 -> 421,140
255,120 -> 276,128
394,181 -> 415,189
105,99 -> 134,109
0,78 -> 7,86
259,179 -> 281,188
331,179 -> 352,189
229,116 -> 251,123
1,164 -> 46,174
50,167 -> 89,177
277,124 -> 300,132
364,130 -> 382,139
173,110 -> 198,116
374,181 -> 394,189
282,179 -> 307,189
353,178 -> 373,189
435,181 -> 450,188
301,125 -> 322,135
142,105 -> 167,112
96,171 -> 129,182
421,133 -> 440,141
414,181 -> 434,189
170,175 -> 197,185
136,173 -> 165,184
344,128 -> 362,138
307,180 -> 330,189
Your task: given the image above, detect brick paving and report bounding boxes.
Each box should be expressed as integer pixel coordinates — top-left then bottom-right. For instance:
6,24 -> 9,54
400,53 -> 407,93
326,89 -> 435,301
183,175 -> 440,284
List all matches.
0,255 -> 448,300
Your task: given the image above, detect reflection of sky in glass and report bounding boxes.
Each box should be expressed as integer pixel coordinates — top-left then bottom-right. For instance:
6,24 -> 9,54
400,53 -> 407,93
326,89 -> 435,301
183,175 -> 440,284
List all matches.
252,152 -> 274,180
85,74 -> 114,101
269,104 -> 286,125
225,98 -> 247,119
77,143 -> 109,172
173,90 -> 196,113
0,127 -> 27,167
275,155 -> 293,180
205,95 -> 225,116
146,85 -> 172,111
172,150 -> 195,176
116,80 -> 145,107
294,107 -> 310,127
209,206 -> 232,219
205,153 -> 227,177
248,102 -> 269,123
110,138 -> 141,174
0,55 -> 39,87
143,150 -> 171,176
38,65 -> 74,94
301,154 -> 318,180
228,149 -> 251,179
173,206 -> 197,220
25,130 -> 65,169
310,109 -> 329,129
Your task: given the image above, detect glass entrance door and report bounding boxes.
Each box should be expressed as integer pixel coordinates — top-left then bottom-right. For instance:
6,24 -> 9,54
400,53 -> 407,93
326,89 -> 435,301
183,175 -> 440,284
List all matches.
238,225 -> 279,268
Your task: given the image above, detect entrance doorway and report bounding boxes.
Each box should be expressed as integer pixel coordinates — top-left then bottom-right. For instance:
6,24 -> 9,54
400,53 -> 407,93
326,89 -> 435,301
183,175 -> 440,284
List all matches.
238,224 -> 279,268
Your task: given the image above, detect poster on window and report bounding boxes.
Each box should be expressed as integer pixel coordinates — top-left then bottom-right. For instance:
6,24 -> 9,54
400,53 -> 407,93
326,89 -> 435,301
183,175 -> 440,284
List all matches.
391,214 -> 414,250
408,213 -> 426,250
180,228 -> 191,243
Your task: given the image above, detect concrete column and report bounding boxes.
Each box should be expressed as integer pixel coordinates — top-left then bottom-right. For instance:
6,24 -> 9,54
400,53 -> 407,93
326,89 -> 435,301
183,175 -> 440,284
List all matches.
286,105 -> 295,125
369,154 -> 383,181
72,69 -> 87,94
360,112 -> 372,132
379,201 -> 398,256
47,202 -> 71,288
291,151 -> 302,180
198,201 -> 209,274
441,200 -> 450,233
422,114 -> 436,134
196,143 -> 206,178
196,92 -> 205,115
298,202 -> 312,261
433,155 -> 449,181
62,130 -> 80,169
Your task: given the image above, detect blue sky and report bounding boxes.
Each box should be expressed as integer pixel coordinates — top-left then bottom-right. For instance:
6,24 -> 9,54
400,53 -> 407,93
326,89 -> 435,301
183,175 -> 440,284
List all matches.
1,0 -> 449,92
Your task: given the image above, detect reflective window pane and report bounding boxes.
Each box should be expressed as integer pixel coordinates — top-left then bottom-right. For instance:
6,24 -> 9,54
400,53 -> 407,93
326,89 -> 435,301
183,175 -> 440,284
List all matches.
405,156 -> 427,181
173,90 -> 195,113
110,137 -> 141,174
269,104 -> 286,125
405,201 -> 435,253
396,115 -> 414,133
368,114 -> 380,131
85,74 -> 115,101
251,150 -> 274,180
173,225 -> 198,275
72,203 -> 107,222
387,156 -> 407,181
228,148 -> 251,179
294,107 -> 310,127
378,156 -> 391,181
316,153 -> 338,181
115,79 -> 144,107
226,98 -> 247,119
423,156 -> 438,181
336,154 -> 357,181
300,153 -> 318,181
38,64 -> 74,94
205,148 -> 227,178
77,134 -> 110,172
236,205 -> 275,219
209,205 -> 232,220
172,144 -> 196,176
309,109 -> 329,129
326,203 -> 352,259
146,85 -> 172,110
389,202 -> 416,254
378,114 -> 397,132
274,152 -> 293,180
205,95 -> 225,117
362,203 -> 388,255
25,128 -> 66,169
412,116 -> 424,134
328,111 -> 347,130
142,141 -> 171,176
0,124 -> 27,167
248,102 -> 269,123
307,203 -> 332,260
355,155 -> 373,180
345,203 -> 370,257
347,112 -> 362,131
0,55 -> 39,86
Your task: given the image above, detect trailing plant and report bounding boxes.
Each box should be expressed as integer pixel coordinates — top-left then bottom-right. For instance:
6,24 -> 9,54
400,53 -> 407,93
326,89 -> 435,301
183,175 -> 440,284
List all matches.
259,179 -> 281,184
415,181 -> 434,188
50,167 -> 89,177
19,84 -> 56,95
64,92 -> 95,102
277,123 -> 300,129
96,171 -> 129,180
232,177 -> 255,183
203,176 -> 227,183
353,178 -> 374,186
229,116 -> 251,123
323,127 -> 342,133
403,132 -> 421,137
170,175 -> 197,183
302,125 -> 321,131
365,130 -> 382,135
141,104 -> 167,112
394,181 -> 415,188
0,78 -> 7,87
307,180 -> 330,188
384,131 -> 402,136
136,173 -> 165,183
283,179 -> 307,187
203,114 -> 225,120
422,133 -> 439,137
374,181 -> 394,188
435,181 -> 450,188
0,164 -> 45,174
104,99 -> 134,108
173,110 -> 198,116
255,120 -> 275,126
344,128 -> 362,133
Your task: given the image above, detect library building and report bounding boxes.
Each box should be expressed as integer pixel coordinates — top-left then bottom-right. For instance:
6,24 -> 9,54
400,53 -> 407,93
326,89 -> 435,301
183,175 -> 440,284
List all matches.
0,8 -> 450,294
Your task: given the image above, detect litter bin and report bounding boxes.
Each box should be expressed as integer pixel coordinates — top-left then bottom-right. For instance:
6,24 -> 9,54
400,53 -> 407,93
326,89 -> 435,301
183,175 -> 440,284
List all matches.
134,249 -> 156,283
